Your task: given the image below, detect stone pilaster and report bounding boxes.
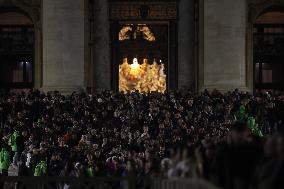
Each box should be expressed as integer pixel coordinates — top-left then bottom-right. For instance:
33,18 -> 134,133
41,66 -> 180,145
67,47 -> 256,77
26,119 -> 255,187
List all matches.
199,0 -> 249,92
92,0 -> 111,91
178,0 -> 195,92
42,0 -> 85,93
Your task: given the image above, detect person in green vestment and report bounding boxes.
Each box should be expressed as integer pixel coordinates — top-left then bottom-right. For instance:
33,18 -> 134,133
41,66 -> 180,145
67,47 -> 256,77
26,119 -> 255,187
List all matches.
235,105 -> 247,123
247,116 -> 263,137
34,160 -> 47,176
0,148 -> 10,176
9,130 -> 20,153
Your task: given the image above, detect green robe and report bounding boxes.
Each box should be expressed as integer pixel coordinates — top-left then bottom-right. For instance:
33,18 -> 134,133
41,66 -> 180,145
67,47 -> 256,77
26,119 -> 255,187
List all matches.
235,105 -> 247,122
34,161 -> 47,176
9,131 -> 20,152
0,148 -> 10,171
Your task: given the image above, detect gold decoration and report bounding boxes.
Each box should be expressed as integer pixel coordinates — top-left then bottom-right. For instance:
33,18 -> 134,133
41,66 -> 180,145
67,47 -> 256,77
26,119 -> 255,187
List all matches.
136,25 -> 156,41
119,26 -> 132,41
110,2 -> 178,20
119,25 -> 156,42
119,58 -> 166,93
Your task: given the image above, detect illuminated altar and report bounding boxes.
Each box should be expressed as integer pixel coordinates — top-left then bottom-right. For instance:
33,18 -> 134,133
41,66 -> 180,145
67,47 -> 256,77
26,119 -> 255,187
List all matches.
119,58 -> 166,93
118,24 -> 167,93
110,1 -> 178,93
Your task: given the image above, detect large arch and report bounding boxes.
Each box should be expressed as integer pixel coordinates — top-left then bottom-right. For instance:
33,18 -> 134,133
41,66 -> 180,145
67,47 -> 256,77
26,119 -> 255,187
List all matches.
0,8 -> 34,88
0,0 -> 42,88
254,9 -> 284,91
247,0 -> 284,92
256,8 -> 284,24
0,9 -> 32,25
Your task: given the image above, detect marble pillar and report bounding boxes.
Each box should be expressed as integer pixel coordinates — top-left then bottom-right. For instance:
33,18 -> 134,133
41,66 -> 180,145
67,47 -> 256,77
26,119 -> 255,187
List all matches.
199,0 -> 249,92
92,0 -> 111,91
178,0 -> 195,92
42,0 -> 85,93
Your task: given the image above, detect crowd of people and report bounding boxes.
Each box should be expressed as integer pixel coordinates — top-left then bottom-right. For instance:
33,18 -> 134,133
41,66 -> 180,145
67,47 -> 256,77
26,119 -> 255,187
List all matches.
0,89 -> 283,189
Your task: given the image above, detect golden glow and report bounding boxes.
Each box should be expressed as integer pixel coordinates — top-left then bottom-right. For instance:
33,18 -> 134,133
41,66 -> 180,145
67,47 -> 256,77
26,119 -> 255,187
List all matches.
130,58 -> 140,70
136,25 -> 156,41
119,26 -> 132,41
119,25 -> 156,41
119,58 -> 166,93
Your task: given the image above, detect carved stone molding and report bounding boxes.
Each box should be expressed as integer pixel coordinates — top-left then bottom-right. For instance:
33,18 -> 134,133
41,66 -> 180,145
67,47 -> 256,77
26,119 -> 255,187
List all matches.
109,1 -> 178,20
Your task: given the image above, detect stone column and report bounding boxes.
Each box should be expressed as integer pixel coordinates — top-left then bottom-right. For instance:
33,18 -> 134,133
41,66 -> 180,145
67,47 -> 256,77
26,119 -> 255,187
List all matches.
199,0 -> 248,92
42,0 -> 85,93
92,0 -> 111,91
33,22 -> 42,89
178,0 -> 195,92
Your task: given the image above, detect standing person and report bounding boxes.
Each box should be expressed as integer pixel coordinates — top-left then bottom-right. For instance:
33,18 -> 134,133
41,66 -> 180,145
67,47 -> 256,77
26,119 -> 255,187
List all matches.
8,130 -> 20,166
0,147 -> 10,176
0,147 -> 10,189
34,160 -> 47,176
16,130 -> 29,163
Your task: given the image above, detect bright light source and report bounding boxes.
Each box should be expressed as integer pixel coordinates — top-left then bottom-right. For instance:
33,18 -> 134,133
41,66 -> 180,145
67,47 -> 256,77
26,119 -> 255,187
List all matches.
159,59 -> 162,63
130,58 -> 139,70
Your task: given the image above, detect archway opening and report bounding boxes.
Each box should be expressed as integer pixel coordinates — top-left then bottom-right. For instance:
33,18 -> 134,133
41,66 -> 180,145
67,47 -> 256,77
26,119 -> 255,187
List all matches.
0,9 -> 34,89
118,24 -> 167,93
253,8 -> 284,92
109,1 -> 179,93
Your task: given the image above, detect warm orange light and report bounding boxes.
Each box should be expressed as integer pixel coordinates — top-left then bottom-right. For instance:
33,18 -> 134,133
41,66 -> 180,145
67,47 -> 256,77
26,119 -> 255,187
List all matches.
119,58 -> 166,93
130,58 -> 139,70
